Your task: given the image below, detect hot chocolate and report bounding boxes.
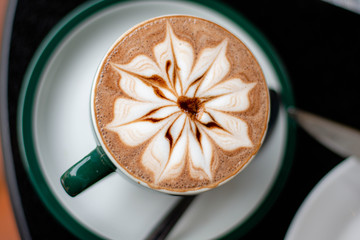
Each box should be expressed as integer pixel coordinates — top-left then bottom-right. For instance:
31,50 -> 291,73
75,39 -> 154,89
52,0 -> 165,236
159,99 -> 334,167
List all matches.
93,15 -> 269,192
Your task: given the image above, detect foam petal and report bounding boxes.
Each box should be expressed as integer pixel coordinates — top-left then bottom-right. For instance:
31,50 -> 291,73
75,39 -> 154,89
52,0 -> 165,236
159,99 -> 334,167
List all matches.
106,99 -> 177,146
185,39 -> 229,97
204,78 -> 256,112
200,109 -> 253,151
187,124 -> 213,180
113,68 -> 177,103
142,115 -> 187,183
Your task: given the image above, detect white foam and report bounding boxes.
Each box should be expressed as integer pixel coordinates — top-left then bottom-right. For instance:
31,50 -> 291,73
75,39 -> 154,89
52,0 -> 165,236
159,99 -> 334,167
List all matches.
112,67 -> 177,103
169,114 -> 186,144
109,120 -> 166,147
204,79 -> 256,112
107,98 -> 162,127
187,39 -> 229,96
112,55 -> 163,79
166,22 -> 194,94
141,114 -> 186,183
202,109 -> 253,150
188,126 -> 213,180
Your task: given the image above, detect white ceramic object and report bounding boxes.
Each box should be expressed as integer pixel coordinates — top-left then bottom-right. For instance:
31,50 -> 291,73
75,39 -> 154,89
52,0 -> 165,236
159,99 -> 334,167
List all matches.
286,156 -> 360,240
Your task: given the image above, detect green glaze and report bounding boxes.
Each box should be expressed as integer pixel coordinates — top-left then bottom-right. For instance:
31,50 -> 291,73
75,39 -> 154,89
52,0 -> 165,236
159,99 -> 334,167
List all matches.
61,146 -> 116,197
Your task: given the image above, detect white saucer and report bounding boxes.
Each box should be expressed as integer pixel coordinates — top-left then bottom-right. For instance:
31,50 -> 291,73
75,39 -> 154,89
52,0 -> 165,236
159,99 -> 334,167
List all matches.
18,1 -> 295,239
285,156 -> 360,240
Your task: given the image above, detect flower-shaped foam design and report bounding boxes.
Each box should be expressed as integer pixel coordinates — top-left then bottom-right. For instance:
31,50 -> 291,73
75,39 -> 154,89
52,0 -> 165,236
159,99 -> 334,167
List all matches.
107,22 -> 256,184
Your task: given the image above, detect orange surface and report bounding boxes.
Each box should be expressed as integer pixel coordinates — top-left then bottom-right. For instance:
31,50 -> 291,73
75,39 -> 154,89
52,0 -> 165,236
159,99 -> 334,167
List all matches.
0,0 -> 21,239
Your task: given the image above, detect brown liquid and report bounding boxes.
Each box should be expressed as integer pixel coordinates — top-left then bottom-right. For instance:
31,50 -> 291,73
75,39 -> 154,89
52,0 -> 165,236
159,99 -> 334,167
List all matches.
94,16 -> 269,192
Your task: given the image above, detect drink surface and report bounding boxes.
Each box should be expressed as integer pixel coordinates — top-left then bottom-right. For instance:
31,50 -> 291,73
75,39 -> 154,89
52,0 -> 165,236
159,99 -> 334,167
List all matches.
94,15 -> 269,192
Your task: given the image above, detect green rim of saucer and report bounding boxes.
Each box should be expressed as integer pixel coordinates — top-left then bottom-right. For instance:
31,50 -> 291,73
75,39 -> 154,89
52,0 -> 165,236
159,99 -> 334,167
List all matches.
17,0 -> 296,239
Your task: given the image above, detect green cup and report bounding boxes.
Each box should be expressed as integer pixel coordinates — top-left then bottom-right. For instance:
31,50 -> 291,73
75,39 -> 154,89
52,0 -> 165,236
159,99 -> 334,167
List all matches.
61,146 -> 115,197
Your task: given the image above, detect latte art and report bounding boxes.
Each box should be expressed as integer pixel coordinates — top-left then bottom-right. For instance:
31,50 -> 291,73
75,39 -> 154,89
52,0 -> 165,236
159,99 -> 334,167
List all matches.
94,16 -> 269,192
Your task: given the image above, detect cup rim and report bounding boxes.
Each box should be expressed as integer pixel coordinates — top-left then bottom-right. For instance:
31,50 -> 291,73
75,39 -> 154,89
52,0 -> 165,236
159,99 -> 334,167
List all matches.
89,14 -> 270,195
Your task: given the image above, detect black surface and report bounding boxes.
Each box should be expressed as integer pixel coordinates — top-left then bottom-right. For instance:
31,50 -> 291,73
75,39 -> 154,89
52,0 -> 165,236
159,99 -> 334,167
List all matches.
5,0 -> 360,239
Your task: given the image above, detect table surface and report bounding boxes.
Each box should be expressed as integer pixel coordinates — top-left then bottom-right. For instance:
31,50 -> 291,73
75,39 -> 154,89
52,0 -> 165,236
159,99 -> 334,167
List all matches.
0,0 -> 20,239
3,0 -> 360,239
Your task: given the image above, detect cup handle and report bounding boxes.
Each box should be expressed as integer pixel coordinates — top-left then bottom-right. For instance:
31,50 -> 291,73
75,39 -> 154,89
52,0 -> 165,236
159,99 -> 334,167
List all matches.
60,146 -> 116,197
